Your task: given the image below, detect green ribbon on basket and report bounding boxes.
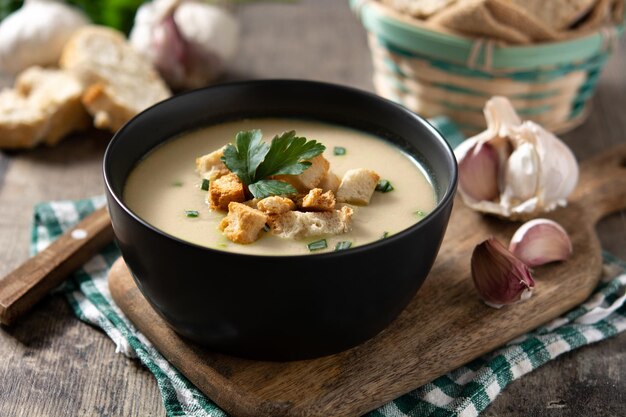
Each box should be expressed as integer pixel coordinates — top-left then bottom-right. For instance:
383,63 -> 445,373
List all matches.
32,118 -> 626,417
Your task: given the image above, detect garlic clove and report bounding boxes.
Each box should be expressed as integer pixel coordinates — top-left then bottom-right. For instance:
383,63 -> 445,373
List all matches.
525,122 -> 579,211
471,237 -> 535,308
509,218 -> 572,267
502,141 -> 539,204
458,141 -> 500,202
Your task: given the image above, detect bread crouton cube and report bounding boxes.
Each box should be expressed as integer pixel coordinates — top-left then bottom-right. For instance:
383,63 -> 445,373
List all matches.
336,169 -> 380,205
196,146 -> 230,180
268,206 -> 353,239
257,196 -> 296,214
319,171 -> 341,193
273,155 -> 329,192
301,188 -> 336,212
219,202 -> 269,244
209,173 -> 246,211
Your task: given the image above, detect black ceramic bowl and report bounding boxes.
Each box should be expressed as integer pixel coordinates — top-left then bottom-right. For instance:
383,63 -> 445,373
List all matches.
103,80 -> 457,361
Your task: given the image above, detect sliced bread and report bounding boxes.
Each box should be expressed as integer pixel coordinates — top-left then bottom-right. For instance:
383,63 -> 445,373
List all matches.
0,66 -> 89,149
60,26 -> 171,132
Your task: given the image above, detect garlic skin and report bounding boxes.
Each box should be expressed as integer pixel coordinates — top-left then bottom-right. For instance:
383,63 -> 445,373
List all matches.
471,237 -> 536,308
455,97 -> 579,220
509,219 -> 573,267
0,0 -> 89,77
457,141 -> 499,201
130,0 -> 239,90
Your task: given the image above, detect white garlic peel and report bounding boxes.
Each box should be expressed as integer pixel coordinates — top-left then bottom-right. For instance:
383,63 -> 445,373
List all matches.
509,218 -> 573,267
0,0 -> 89,76
130,0 -> 240,90
454,97 -> 579,219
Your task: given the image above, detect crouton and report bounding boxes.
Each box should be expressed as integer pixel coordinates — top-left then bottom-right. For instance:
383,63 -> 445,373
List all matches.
301,188 -> 336,212
219,202 -> 269,244
208,173 -> 245,211
336,169 -> 380,205
196,146 -> 230,180
257,196 -> 296,214
273,154 -> 330,192
319,171 -> 341,193
242,199 -> 260,209
269,206 -> 353,239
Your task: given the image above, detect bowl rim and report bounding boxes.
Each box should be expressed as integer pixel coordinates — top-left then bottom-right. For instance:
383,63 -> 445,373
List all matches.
103,79 -> 458,259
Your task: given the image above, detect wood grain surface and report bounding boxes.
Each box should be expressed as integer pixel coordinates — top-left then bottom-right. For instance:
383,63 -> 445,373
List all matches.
0,1 -> 625,416
0,207 -> 112,326
108,146 -> 626,417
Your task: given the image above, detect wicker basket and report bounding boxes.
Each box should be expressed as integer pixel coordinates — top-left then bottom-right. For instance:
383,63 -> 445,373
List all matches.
351,0 -> 625,135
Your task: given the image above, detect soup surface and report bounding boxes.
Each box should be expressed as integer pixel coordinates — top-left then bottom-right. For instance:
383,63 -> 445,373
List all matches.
124,118 -> 436,255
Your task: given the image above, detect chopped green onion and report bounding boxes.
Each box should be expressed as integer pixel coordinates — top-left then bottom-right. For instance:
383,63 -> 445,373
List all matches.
172,180 -> 183,187
335,241 -> 352,251
307,239 -> 327,251
333,146 -> 346,156
415,210 -> 426,217
380,231 -> 389,239
375,179 -> 394,193
201,179 -> 210,191
185,210 -> 199,218
263,224 -> 270,232
217,243 -> 228,248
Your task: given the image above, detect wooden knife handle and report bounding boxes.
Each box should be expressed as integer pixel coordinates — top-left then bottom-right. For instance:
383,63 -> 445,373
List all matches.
0,206 -> 113,326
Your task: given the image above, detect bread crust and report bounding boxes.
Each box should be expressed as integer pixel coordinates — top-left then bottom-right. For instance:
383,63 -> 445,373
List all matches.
209,173 -> 246,211
0,67 -> 89,149
60,25 -> 171,132
219,202 -> 269,244
301,188 -> 336,212
336,169 -> 380,205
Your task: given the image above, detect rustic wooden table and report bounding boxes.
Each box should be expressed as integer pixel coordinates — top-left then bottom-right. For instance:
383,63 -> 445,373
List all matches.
0,1 -> 624,416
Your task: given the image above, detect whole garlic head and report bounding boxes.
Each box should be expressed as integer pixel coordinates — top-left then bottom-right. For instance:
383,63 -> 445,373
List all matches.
455,97 -> 579,220
130,0 -> 239,90
0,0 -> 89,76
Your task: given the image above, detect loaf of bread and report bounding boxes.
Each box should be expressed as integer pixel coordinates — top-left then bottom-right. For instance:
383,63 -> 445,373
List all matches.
60,26 -> 171,132
0,66 -> 89,149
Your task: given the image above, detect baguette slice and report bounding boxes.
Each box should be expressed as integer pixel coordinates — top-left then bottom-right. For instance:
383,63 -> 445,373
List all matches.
60,26 -> 171,132
0,67 -> 89,149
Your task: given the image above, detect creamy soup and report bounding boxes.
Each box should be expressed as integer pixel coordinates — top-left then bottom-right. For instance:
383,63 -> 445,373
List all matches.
124,118 -> 437,255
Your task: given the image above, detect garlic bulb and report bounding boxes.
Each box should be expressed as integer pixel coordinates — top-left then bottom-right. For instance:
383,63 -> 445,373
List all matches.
471,237 -> 536,308
0,0 -> 89,76
455,97 -> 579,220
509,218 -> 572,267
130,0 -> 239,90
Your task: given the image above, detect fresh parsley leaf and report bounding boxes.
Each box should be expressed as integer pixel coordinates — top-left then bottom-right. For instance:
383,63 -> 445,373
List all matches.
248,180 -> 297,199
221,129 -> 326,199
221,129 -> 268,185
255,130 -> 325,179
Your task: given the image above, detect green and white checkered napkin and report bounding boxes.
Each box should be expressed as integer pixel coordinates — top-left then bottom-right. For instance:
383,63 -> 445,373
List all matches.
31,119 -> 626,417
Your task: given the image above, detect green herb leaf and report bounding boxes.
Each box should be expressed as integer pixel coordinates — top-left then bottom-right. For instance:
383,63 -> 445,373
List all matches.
255,130 -> 325,179
415,210 -> 426,217
376,179 -> 394,193
380,231 -> 389,239
185,210 -> 199,218
335,241 -> 352,251
221,129 -> 326,199
222,129 -> 268,185
333,146 -> 346,156
307,239 -> 328,251
248,180 -> 297,199
172,180 -> 183,187
200,179 -> 210,191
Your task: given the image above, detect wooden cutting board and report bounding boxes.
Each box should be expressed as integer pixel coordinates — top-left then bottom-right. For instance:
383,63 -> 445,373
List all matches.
109,144 -> 626,417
